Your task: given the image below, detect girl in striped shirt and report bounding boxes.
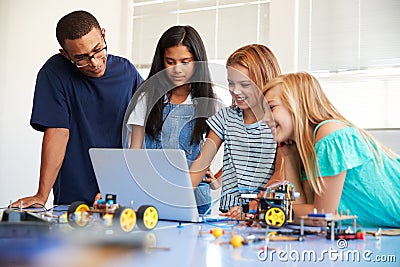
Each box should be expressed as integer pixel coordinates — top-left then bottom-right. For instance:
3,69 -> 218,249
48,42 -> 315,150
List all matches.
190,44 -> 287,218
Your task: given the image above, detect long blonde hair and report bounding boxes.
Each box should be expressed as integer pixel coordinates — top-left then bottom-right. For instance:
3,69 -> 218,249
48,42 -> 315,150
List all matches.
263,72 -> 395,195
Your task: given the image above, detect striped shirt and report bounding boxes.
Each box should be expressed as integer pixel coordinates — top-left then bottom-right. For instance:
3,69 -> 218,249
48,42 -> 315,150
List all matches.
207,107 -> 277,211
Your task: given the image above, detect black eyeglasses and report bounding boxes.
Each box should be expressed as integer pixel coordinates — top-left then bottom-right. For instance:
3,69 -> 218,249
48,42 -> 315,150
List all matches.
71,46 -> 108,68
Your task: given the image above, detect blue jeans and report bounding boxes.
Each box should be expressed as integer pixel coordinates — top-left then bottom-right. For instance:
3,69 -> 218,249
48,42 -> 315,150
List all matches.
144,103 -> 211,214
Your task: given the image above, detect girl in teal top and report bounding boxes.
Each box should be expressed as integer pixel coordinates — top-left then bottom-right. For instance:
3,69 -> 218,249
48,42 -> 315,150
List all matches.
263,72 -> 400,227
314,121 -> 400,226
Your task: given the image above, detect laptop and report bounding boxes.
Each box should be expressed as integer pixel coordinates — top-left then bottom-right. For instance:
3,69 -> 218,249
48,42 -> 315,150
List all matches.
89,148 -> 228,223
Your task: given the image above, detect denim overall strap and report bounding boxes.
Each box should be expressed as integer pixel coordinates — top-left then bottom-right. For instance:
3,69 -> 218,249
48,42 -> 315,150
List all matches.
145,104 -> 197,158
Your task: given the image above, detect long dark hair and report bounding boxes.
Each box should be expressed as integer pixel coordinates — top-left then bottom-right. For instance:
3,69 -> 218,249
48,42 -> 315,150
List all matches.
144,25 -> 215,144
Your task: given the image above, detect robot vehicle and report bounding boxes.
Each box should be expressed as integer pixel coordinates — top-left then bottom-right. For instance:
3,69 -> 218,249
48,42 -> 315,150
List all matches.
298,210 -> 364,241
240,181 -> 298,227
325,221 -> 365,241
67,194 -> 158,233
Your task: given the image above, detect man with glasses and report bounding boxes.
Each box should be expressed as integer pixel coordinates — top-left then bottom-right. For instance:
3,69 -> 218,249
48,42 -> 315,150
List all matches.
12,10 -> 142,207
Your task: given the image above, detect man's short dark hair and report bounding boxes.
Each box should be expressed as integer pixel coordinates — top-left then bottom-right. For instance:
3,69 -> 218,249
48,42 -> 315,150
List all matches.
56,10 -> 102,48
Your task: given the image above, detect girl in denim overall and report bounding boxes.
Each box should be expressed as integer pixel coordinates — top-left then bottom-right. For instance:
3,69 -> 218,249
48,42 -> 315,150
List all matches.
127,26 -> 219,214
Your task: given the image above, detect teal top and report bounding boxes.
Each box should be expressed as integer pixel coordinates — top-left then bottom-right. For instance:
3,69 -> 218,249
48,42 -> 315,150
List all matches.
311,120 -> 400,227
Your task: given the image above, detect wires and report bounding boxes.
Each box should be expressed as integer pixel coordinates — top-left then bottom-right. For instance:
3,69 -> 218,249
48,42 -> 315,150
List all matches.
261,180 -> 296,199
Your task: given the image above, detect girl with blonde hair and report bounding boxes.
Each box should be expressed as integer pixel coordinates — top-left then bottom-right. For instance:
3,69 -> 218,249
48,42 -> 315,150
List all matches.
190,44 -> 285,218
263,72 -> 400,227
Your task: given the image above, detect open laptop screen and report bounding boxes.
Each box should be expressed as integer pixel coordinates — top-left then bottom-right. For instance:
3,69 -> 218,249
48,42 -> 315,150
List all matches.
89,148 -> 201,222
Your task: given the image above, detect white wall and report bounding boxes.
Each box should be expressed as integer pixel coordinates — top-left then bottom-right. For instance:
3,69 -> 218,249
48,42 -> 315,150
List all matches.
270,0 -> 297,72
0,0 -> 132,207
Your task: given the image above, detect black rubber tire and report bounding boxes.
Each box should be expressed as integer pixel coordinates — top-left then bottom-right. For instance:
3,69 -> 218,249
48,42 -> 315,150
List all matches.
67,201 -> 90,228
136,205 -> 158,231
113,207 -> 136,233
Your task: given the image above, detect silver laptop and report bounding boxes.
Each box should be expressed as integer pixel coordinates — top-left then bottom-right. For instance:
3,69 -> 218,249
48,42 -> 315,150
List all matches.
89,148 -> 226,223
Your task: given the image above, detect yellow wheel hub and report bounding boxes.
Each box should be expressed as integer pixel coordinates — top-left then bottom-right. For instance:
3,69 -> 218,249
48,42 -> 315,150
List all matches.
74,204 -> 90,227
119,208 -> 137,233
265,207 -> 286,227
142,207 -> 158,230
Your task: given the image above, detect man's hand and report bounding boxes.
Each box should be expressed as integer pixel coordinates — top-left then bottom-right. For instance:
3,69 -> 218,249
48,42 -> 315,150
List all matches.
11,194 -> 47,208
11,128 -> 69,209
